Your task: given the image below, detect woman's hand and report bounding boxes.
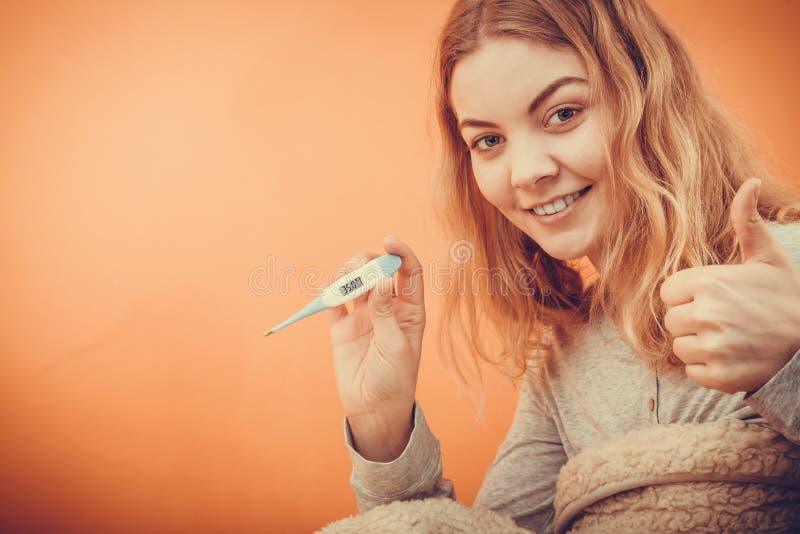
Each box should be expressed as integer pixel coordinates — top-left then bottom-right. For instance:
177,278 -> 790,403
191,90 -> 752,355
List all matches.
660,178 -> 800,394
325,236 -> 426,460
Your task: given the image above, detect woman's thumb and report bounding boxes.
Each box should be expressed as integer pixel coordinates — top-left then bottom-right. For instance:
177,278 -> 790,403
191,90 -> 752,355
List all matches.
368,276 -> 401,337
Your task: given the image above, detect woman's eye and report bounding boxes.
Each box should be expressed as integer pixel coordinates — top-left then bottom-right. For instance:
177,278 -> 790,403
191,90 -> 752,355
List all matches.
471,134 -> 504,152
546,107 -> 581,127
468,107 -> 581,152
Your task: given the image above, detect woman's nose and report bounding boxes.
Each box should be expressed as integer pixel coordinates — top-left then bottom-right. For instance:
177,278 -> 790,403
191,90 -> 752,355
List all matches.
509,143 -> 558,188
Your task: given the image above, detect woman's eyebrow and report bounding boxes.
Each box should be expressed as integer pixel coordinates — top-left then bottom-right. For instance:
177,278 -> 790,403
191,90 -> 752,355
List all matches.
457,76 -> 588,132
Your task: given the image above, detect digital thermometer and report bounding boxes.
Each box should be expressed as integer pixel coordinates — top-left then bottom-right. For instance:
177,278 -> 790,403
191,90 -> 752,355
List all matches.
263,253 -> 402,336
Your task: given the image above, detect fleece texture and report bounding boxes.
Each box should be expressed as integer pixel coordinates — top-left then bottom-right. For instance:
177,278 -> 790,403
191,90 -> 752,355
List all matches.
320,419 -> 800,533
553,418 -> 800,532
318,496 -> 528,534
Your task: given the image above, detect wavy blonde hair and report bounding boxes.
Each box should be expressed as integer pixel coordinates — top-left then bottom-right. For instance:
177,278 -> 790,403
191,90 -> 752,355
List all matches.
429,0 -> 800,411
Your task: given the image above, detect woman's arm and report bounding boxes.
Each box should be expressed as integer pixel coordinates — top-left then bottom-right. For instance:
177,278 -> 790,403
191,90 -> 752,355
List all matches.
738,221 -> 800,444
742,348 -> 800,445
473,376 -> 567,534
344,375 -> 567,534
344,400 -> 454,512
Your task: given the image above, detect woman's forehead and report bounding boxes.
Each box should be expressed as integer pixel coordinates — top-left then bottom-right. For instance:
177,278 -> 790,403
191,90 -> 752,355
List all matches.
450,38 -> 589,118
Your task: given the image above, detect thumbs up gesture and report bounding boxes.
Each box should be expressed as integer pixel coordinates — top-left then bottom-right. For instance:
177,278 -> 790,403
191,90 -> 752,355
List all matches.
660,178 -> 800,394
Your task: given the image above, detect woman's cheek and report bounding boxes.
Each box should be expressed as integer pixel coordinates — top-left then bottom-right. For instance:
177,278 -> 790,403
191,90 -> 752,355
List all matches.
472,166 -> 509,206
472,162 -> 508,206
570,117 -> 607,178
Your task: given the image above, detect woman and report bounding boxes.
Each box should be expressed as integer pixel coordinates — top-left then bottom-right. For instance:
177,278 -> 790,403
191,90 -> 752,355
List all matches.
325,1 -> 800,532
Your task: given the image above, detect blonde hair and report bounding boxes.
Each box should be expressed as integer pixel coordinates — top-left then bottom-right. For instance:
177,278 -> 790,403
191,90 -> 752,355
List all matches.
429,0 -> 800,412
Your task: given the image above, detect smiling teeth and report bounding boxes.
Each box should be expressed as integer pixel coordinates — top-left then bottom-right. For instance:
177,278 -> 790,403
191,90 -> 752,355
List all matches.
532,189 -> 585,216
538,194 -> 573,215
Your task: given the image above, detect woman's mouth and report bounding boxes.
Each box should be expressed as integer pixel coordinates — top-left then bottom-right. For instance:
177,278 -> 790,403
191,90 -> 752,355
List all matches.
527,185 -> 592,224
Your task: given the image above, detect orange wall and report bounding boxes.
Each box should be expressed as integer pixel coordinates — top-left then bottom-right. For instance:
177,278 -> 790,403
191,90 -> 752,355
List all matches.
0,1 -> 797,532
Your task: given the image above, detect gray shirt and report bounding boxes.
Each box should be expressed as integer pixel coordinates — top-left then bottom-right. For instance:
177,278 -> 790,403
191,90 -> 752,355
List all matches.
343,222 -> 800,534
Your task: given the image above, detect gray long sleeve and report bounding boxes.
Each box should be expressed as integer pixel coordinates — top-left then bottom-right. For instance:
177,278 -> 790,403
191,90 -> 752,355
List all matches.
344,378 -> 563,533
742,221 -> 800,445
344,402 -> 455,512
471,377 -> 566,532
743,348 -> 800,445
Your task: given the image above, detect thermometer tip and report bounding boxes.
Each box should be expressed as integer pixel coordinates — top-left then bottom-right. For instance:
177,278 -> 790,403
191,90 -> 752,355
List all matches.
264,331 -> 273,337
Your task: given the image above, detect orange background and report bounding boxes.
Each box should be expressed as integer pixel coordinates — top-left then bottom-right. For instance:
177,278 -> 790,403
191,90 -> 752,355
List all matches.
1,1 -> 798,532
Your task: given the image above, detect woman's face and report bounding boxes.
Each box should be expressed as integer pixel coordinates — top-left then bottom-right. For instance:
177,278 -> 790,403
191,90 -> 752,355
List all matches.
450,37 -> 611,264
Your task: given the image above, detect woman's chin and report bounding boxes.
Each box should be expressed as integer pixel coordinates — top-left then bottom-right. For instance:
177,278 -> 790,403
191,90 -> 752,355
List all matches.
537,241 -> 588,262
548,252 -> 586,262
